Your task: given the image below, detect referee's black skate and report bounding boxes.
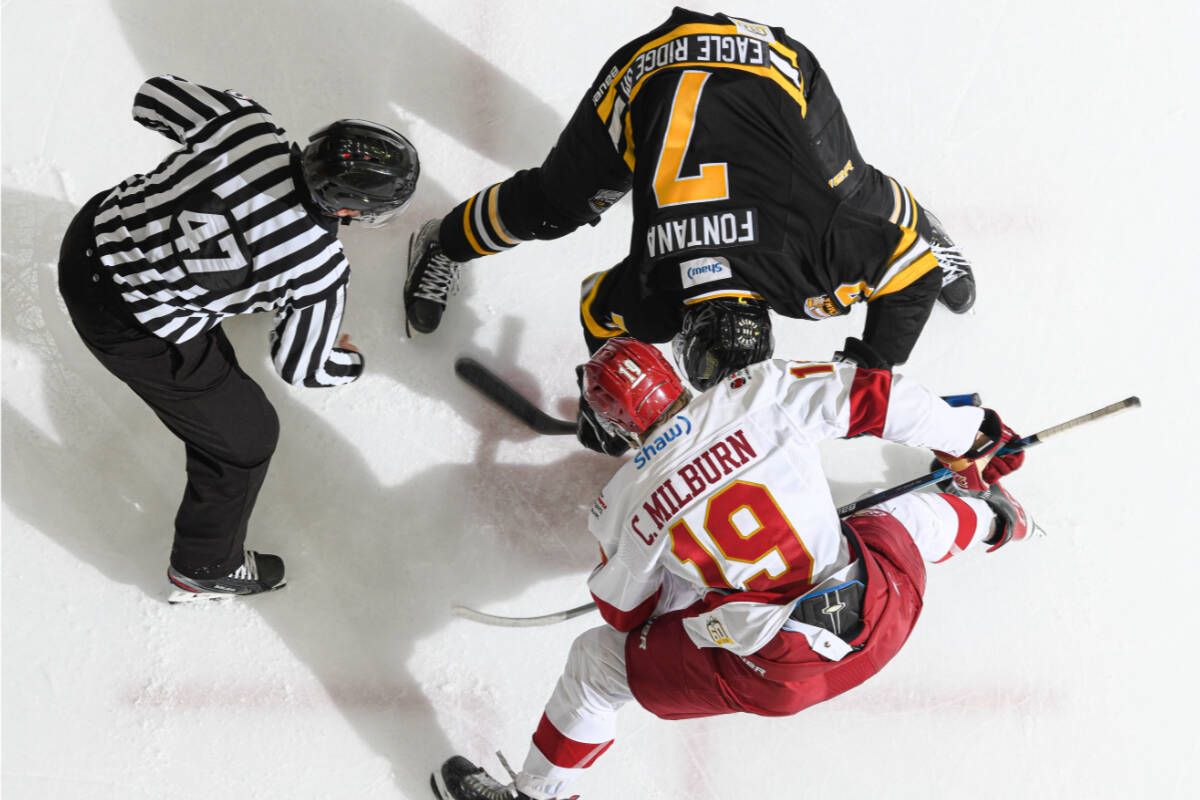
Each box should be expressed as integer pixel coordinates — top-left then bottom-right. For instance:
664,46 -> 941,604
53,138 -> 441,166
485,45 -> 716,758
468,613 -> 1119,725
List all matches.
167,550 -> 286,603
405,218 -> 462,335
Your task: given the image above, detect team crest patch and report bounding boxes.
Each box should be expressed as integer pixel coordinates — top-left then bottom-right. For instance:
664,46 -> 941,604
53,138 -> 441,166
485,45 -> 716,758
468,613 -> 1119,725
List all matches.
727,368 -> 751,390
728,17 -> 775,42
803,295 -> 840,320
588,188 -> 627,214
706,617 -> 735,647
680,256 -> 731,289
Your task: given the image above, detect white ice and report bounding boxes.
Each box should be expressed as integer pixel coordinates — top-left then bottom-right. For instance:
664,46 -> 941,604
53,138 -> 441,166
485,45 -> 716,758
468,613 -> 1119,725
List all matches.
3,1 -> 1198,798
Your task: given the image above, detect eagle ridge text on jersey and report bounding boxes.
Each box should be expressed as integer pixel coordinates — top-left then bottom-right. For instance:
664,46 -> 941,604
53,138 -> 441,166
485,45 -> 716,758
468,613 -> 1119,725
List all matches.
630,429 -> 758,544
591,33 -> 773,108
633,413 -> 693,471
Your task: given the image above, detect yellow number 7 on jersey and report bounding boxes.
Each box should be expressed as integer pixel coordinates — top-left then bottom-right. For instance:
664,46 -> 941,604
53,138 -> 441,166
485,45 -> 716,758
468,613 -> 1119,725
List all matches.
653,70 -> 730,208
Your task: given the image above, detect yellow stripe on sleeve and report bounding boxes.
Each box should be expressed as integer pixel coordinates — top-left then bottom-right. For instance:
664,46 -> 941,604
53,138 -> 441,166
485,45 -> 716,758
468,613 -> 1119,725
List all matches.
580,270 -> 627,339
871,250 -> 939,299
683,290 -> 765,305
622,110 -> 636,170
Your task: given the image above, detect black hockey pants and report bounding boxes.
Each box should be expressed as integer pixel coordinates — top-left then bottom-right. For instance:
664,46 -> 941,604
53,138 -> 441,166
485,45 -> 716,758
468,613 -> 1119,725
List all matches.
57,193 -> 279,579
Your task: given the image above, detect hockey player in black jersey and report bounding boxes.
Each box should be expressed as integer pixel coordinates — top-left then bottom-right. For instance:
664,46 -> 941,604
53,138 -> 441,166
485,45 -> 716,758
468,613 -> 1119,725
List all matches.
406,8 -> 975,451
57,75 -> 418,601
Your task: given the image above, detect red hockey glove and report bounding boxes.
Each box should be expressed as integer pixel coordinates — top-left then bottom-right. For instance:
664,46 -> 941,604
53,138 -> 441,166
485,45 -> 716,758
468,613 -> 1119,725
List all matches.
934,408 -> 1025,492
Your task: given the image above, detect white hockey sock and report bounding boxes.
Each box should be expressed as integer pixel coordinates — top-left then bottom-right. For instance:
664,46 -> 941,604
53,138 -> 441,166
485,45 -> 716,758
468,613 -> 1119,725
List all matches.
516,626 -> 633,799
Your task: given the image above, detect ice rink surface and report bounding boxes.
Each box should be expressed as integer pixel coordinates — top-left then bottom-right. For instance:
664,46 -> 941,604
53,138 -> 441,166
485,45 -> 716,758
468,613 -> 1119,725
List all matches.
3,1 -> 1198,798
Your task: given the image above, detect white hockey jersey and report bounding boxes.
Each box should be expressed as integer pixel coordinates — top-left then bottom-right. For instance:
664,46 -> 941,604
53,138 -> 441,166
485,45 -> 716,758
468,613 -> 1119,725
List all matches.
586,359 -> 983,656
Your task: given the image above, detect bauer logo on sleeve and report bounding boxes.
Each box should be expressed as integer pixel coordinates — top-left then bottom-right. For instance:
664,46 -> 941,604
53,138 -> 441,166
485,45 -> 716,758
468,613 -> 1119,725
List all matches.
680,256 -> 732,289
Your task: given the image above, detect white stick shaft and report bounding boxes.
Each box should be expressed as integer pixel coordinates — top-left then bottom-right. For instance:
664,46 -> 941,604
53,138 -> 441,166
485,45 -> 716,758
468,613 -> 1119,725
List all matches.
1031,396 -> 1140,443
451,602 -> 596,628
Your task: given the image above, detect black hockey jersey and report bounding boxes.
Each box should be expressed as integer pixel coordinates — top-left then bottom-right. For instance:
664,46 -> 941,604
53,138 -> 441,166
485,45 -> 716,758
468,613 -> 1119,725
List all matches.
442,8 -> 942,366
587,9 -> 937,320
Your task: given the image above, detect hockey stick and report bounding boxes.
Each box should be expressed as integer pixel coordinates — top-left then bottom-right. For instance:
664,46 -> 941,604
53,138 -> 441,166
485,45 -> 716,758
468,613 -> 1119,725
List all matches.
456,355 -> 981,437
454,395 -> 1140,627
455,357 -> 576,435
834,396 -> 1142,517
451,601 -> 597,628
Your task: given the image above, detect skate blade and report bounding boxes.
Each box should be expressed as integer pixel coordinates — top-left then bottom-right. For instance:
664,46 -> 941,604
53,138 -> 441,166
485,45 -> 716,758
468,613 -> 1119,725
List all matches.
403,232 -> 417,339
430,770 -> 448,800
167,589 -> 238,604
167,579 -> 287,605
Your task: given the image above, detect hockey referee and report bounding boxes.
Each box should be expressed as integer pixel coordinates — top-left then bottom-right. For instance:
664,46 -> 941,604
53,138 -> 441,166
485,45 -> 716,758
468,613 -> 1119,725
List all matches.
56,75 -> 418,602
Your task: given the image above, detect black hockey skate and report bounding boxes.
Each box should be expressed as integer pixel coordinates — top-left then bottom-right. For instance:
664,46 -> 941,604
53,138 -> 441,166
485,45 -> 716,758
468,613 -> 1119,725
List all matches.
167,550 -> 286,603
431,756 -> 534,800
926,211 -> 975,314
405,218 -> 462,335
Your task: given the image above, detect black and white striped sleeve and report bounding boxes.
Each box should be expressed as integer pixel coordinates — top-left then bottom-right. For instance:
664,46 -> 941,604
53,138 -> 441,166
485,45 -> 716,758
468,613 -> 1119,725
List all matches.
132,75 -> 264,144
269,283 -> 363,387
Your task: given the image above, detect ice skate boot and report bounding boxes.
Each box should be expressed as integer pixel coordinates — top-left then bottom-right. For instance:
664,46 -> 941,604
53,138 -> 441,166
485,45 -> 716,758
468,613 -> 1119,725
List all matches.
926,211 -> 975,314
405,218 -> 462,335
431,755 -> 574,800
167,550 -> 286,603
431,755 -> 529,800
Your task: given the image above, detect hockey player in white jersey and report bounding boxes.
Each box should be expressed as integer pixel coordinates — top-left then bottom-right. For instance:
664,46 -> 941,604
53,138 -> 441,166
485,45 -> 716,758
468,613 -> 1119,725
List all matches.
432,338 -> 1029,800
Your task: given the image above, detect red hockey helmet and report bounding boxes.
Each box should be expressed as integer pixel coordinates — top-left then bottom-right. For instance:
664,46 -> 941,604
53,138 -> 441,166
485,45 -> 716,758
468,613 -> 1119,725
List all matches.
583,338 -> 686,441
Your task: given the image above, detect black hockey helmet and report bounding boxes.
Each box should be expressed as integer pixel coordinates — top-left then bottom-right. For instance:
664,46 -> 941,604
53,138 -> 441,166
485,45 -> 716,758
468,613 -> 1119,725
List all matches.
301,119 -> 419,227
672,297 -> 774,391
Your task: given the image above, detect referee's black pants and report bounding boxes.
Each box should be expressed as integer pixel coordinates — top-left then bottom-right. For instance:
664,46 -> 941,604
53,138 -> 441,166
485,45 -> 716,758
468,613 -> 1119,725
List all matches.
57,193 -> 279,579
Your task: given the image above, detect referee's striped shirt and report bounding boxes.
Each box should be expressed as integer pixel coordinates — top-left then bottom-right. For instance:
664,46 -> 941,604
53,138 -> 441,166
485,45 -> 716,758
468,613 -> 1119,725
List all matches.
91,75 -> 362,387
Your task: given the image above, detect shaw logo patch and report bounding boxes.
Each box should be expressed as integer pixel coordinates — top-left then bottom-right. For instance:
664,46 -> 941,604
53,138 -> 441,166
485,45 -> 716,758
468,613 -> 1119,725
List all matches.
680,256 -> 731,289
633,413 -> 693,470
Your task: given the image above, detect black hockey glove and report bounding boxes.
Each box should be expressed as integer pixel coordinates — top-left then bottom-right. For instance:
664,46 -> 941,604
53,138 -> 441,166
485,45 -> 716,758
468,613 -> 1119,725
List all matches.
832,337 -> 892,370
575,366 -> 630,457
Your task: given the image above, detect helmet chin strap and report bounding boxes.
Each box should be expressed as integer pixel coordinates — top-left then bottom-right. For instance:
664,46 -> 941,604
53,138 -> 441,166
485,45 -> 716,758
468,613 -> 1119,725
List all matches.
634,390 -> 694,444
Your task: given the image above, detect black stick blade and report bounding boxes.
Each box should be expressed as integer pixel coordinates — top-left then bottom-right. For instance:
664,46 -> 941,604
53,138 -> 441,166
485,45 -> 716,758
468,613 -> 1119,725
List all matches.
454,357 -> 577,435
